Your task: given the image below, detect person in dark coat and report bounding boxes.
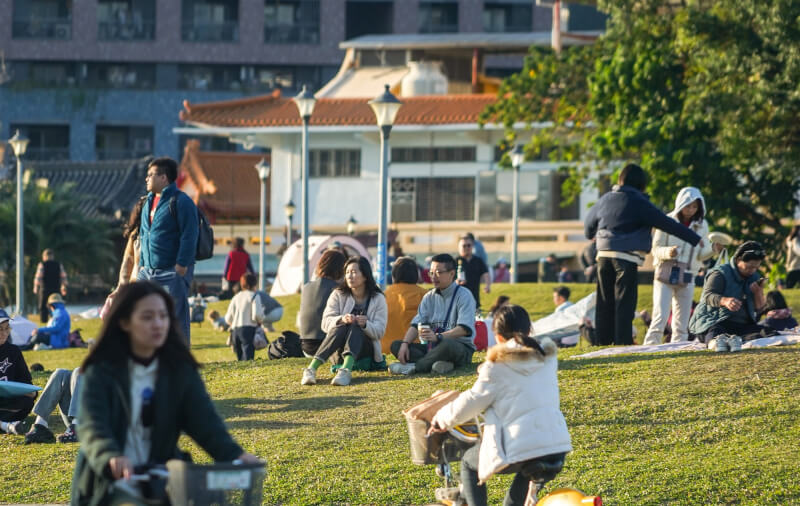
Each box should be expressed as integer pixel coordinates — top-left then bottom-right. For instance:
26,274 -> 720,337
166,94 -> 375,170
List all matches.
33,249 -> 68,323
0,309 -> 35,435
70,281 -> 260,505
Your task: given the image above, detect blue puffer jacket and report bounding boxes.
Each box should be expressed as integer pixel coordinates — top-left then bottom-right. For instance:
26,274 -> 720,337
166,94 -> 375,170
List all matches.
139,183 -> 199,270
40,303 -> 71,349
585,185 -> 701,253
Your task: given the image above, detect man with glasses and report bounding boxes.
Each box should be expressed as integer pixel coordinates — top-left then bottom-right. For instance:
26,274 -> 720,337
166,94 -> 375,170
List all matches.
389,254 -> 476,375
456,235 -> 490,309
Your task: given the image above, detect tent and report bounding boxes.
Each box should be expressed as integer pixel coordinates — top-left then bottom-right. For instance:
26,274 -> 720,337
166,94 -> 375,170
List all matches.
270,235 -> 371,297
9,316 -> 38,346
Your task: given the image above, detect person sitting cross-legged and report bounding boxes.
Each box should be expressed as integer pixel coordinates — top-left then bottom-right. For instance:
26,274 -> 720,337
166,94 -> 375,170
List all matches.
20,294 -> 71,351
23,367 -> 82,444
0,309 -> 36,436
390,253 -> 476,375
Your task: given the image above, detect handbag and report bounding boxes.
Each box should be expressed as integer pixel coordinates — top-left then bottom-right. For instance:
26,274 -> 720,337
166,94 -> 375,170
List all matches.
253,326 -> 268,350
656,244 -> 695,287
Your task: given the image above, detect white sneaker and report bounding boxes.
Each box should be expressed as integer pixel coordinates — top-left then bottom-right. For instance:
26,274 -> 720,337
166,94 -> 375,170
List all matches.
708,335 -> 730,352
728,335 -> 742,352
331,368 -> 352,386
300,368 -> 317,385
431,361 -> 455,374
388,362 -> 416,375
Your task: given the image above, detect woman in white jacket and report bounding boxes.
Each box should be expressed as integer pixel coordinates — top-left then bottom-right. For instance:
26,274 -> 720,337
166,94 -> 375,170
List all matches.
644,187 -> 718,344
430,305 -> 571,506
300,256 -> 388,387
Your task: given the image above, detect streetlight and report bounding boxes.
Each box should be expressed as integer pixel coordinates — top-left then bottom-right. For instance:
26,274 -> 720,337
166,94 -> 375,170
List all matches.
284,200 -> 296,249
255,158 -> 270,291
8,130 -> 29,314
293,85 -> 316,284
368,84 -> 402,288
509,144 -> 525,284
346,215 -> 357,236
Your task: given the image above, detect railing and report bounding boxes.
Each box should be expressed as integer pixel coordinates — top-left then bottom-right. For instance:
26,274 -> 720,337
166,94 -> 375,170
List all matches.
96,149 -> 151,161
24,147 -> 71,161
12,18 -> 72,39
98,19 -> 156,41
264,24 -> 319,44
181,21 -> 239,42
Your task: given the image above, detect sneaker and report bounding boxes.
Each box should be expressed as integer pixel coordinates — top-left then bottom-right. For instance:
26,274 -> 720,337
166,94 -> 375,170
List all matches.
331,368 -> 352,386
708,335 -> 730,352
24,424 -> 55,444
300,368 -> 317,386
7,420 -> 27,435
431,361 -> 455,374
33,343 -> 52,351
727,335 -> 743,352
435,486 -> 462,503
388,362 -> 416,375
57,424 -> 78,443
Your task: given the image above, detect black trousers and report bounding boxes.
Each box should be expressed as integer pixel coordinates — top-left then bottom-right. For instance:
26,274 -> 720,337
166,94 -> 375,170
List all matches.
232,326 -> 256,361
786,270 -> 800,289
596,257 -> 638,346
704,320 -> 764,343
314,324 -> 372,364
0,395 -> 34,423
38,289 -> 58,323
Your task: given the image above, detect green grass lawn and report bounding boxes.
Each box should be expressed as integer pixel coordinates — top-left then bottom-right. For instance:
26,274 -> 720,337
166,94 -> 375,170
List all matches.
3,284 -> 800,505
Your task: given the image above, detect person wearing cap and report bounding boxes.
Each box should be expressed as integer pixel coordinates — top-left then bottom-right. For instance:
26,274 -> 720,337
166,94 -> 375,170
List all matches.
19,293 -> 71,351
0,309 -> 36,435
689,241 -> 767,350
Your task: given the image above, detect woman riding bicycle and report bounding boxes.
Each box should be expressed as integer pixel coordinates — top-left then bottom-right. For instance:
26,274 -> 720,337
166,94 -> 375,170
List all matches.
429,304 -> 571,506
71,281 -> 260,505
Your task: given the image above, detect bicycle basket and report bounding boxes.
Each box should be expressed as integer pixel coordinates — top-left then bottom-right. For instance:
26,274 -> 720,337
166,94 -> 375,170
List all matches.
165,460 -> 266,506
406,416 -> 445,465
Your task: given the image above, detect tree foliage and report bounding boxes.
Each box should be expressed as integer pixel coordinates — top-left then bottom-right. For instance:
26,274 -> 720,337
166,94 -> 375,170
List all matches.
481,0 -> 800,261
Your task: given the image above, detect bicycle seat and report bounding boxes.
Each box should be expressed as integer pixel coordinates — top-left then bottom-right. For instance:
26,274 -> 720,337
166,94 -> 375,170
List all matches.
519,452 -> 566,484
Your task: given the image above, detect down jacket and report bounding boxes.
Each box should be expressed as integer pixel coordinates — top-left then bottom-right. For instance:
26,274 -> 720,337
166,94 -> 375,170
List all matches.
321,289 -> 388,363
651,187 -> 714,274
432,338 -> 572,483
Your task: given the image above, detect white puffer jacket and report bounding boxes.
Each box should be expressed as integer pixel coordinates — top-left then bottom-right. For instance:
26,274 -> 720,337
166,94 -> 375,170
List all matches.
651,187 -> 714,274
432,338 -> 572,483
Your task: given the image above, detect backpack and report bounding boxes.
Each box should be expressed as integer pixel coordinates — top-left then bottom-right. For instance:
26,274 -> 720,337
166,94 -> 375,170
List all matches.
168,195 -> 214,261
473,320 -> 488,352
68,329 -> 87,348
267,330 -> 304,359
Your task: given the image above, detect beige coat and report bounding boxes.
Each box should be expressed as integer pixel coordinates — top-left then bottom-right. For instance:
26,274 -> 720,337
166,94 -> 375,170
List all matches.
118,234 -> 141,286
321,289 -> 388,362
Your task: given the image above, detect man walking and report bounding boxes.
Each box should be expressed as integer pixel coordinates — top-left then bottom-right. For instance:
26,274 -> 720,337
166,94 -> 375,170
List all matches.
456,235 -> 490,309
137,157 -> 198,343
33,249 -> 68,323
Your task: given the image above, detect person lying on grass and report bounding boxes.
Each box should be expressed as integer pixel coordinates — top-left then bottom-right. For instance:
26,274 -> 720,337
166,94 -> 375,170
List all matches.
429,305 -> 572,506
301,256 -> 388,387
71,281 -> 260,505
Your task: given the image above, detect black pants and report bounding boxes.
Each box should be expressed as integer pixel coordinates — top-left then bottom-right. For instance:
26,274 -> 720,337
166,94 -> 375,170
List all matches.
786,270 -> 800,289
0,395 -> 34,423
314,324 -> 372,364
19,330 -> 51,351
301,339 -> 322,357
232,326 -> 256,361
38,290 -> 58,323
596,257 -> 638,346
704,320 -> 764,343
390,338 -> 473,373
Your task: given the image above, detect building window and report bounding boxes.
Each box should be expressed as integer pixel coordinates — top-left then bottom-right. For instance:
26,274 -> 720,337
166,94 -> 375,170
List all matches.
309,149 -> 361,178
96,126 -> 153,160
8,124 -> 70,161
25,61 -> 78,86
97,0 -> 156,41
12,0 -> 72,39
418,1 -> 458,34
477,170 -> 578,222
86,63 -> 156,89
483,1 -> 532,33
181,0 -> 239,42
391,177 -> 475,222
392,146 -> 476,163
264,0 -> 319,44
345,1 -> 393,40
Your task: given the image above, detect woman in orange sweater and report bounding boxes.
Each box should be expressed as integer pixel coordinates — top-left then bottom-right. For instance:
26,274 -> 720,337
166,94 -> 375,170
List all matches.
382,257 -> 427,354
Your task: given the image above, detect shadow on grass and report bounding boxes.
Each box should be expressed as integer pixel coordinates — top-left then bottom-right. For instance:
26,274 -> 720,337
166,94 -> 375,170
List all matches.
568,407 -> 800,429
560,345 -> 800,369
259,395 -> 367,412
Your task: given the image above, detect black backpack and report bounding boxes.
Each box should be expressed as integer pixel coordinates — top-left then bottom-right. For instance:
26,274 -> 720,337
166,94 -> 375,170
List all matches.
168,195 -> 214,261
268,330 -> 304,360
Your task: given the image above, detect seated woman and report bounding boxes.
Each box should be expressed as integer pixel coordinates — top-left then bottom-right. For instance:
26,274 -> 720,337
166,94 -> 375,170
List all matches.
689,241 -> 767,350
760,290 -> 798,332
0,309 -> 35,435
297,250 -> 347,357
300,256 -> 387,387
430,305 -> 572,506
71,281 -> 260,504
224,273 -> 264,361
382,257 -> 427,354
20,294 -> 71,351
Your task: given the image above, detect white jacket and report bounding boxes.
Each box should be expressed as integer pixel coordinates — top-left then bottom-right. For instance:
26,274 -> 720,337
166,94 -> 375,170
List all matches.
432,338 -> 572,483
787,236 -> 800,272
651,186 -> 714,274
321,289 -> 388,362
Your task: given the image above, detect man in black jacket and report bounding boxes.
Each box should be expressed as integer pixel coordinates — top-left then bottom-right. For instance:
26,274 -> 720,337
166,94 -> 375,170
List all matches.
33,249 -> 68,323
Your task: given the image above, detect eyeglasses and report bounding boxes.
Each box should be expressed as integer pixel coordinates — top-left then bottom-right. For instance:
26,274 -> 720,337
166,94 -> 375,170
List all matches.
461,244 -> 473,248
429,269 -> 453,277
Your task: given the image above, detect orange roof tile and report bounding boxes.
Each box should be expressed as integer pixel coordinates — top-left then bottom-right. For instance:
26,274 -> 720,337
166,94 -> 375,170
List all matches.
180,92 -> 497,128
179,140 -> 269,223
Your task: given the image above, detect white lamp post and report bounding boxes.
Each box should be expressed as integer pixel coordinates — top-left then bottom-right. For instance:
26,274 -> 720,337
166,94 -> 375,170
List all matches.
284,200 -> 296,250
346,215 -> 357,236
510,144 -> 525,284
293,85 -> 316,284
9,130 -> 29,314
255,158 -> 270,291
368,84 -> 402,288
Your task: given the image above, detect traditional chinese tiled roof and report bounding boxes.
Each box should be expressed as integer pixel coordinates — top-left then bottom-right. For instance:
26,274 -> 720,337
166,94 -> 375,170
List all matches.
179,91 -> 497,128
178,140 -> 268,223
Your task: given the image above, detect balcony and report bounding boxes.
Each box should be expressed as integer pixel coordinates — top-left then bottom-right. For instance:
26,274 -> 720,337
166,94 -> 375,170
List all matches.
96,149 -> 151,161
24,147 -> 71,161
98,19 -> 155,41
181,21 -> 239,42
12,18 -> 72,39
264,24 -> 319,44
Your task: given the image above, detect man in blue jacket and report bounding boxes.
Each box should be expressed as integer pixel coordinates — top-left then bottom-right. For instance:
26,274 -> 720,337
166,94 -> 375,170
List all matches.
20,294 -> 71,350
138,157 -> 199,344
585,164 -> 701,345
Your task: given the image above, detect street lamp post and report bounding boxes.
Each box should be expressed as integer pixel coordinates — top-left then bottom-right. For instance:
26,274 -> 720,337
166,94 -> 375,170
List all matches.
368,84 -> 402,289
346,215 -> 357,236
284,200 -> 296,250
293,85 -> 316,285
510,144 -> 525,284
9,130 -> 29,314
255,158 -> 270,291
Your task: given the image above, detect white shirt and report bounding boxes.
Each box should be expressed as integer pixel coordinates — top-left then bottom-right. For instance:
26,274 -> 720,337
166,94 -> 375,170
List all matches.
224,289 -> 264,329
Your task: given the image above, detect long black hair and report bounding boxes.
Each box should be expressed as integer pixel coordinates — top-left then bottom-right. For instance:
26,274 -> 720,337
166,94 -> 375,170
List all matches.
763,290 -> 788,314
338,256 -> 381,299
81,281 -> 198,372
124,196 -> 147,240
493,304 -> 545,356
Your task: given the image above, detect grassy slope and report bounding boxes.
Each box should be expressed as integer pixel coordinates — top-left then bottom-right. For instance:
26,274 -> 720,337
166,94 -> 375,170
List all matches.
2,284 -> 799,505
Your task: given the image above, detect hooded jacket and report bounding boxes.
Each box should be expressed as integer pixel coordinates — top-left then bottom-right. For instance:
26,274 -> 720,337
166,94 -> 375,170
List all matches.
431,338 -> 572,483
651,187 -> 714,274
40,302 -> 71,349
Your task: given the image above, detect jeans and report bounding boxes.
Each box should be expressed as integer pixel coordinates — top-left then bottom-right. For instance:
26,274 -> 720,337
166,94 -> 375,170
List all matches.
138,265 -> 193,345
596,257 -> 638,345
32,368 -> 81,426
232,326 -> 256,361
644,280 -> 695,344
390,338 -> 473,373
314,324 -> 372,364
